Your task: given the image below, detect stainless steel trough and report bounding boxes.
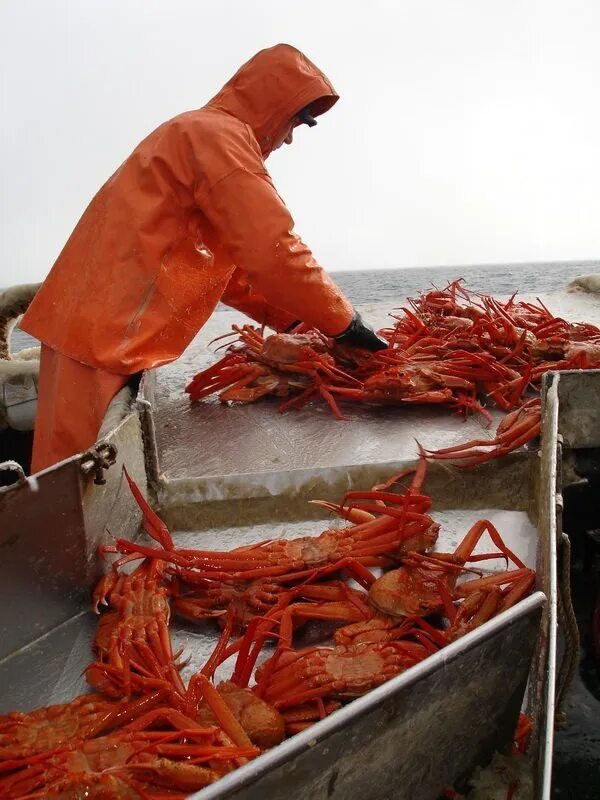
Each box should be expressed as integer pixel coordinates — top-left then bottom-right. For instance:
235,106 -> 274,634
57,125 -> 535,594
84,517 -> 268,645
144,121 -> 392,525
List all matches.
0,385 -> 559,800
8,299 -> 599,797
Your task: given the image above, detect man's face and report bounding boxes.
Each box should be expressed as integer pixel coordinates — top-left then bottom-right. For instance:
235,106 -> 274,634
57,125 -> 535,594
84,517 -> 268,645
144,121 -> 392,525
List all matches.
271,115 -> 302,151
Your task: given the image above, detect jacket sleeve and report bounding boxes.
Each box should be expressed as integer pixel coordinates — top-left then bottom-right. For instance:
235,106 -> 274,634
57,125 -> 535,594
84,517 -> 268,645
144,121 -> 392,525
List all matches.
196,167 -> 354,337
221,268 -> 296,332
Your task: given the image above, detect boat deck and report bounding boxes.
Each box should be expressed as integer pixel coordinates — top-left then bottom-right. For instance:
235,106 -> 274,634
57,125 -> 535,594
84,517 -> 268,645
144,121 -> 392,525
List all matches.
3,286 -> 597,798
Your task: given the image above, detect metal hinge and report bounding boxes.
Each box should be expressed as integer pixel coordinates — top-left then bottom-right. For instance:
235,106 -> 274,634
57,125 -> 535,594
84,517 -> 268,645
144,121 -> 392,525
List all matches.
80,441 -> 118,485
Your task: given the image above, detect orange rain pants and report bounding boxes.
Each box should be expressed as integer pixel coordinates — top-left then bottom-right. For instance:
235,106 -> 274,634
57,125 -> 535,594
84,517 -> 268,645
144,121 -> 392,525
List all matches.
31,345 -> 129,473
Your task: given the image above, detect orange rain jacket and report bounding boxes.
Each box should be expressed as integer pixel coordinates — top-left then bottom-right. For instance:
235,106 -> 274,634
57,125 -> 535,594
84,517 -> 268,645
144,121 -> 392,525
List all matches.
21,44 -> 354,376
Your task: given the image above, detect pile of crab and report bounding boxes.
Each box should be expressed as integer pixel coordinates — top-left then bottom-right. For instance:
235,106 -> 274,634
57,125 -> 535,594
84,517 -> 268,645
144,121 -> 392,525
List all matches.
186,280 -> 600,466
1,461 -> 535,798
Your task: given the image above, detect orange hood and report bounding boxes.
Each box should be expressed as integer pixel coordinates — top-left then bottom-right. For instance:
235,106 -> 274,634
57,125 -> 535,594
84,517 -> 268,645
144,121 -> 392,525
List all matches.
207,43 -> 339,156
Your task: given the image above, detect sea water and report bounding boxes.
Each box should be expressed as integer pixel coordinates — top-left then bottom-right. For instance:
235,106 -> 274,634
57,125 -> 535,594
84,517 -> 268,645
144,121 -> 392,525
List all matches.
11,259 -> 598,352
331,259 -> 598,307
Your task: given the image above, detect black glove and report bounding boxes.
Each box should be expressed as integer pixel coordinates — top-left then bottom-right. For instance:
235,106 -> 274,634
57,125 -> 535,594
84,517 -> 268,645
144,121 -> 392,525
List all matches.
284,320 -> 302,333
334,312 -> 388,351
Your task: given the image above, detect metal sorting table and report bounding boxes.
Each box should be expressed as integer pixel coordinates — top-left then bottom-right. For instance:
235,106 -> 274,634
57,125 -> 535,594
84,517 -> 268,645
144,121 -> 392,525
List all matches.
146,293 -> 600,520
2,290 -> 599,798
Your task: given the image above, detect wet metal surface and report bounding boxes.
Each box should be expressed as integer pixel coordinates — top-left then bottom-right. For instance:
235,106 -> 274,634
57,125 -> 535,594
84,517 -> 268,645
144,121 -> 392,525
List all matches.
150,303 -> 503,502
0,499 -> 539,716
169,504 -> 538,687
0,462 -> 87,658
0,447 -> 545,798
0,404 -> 146,661
0,613 -> 95,712
151,292 -> 600,511
532,374 -> 560,798
193,597 -> 544,800
0,581 -> 543,800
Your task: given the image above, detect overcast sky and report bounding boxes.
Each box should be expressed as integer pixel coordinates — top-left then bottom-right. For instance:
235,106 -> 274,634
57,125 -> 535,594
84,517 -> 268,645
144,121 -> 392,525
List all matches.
1,0 -> 599,285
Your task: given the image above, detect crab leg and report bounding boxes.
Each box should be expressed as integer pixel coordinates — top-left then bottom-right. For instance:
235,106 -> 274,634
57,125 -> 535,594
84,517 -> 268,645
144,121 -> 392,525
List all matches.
455,567 -> 535,597
309,500 -> 376,524
453,422 -> 540,468
341,489 -> 432,514
277,598 -> 370,649
188,365 -> 268,401
199,609 -> 236,680
185,674 -> 255,751
123,469 -> 174,549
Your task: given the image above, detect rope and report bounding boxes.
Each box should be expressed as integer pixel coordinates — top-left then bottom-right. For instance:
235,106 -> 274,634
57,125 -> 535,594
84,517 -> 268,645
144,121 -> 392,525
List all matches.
555,531 -> 580,727
0,283 -> 40,361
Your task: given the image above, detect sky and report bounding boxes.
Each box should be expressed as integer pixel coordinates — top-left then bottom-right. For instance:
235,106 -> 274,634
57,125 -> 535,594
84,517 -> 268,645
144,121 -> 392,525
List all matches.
1,0 -> 600,285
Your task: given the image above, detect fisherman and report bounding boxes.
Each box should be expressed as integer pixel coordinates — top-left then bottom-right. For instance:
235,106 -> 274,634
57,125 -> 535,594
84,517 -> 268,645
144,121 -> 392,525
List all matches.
21,44 -> 386,474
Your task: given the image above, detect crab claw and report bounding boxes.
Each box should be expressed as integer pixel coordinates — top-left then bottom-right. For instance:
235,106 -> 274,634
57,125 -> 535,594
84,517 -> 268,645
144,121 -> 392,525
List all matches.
92,573 -> 118,613
309,500 -> 376,525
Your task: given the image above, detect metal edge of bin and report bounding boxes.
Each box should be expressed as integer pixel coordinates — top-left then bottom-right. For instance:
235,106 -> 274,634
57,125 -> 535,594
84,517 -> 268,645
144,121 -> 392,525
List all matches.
136,370 -> 161,497
189,593 -> 545,800
533,372 -> 560,799
0,392 -> 146,662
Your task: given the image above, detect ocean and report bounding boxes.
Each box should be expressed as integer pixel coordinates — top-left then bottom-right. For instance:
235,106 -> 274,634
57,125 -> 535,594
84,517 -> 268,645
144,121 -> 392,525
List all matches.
11,259 -> 598,351
331,259 -> 599,307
